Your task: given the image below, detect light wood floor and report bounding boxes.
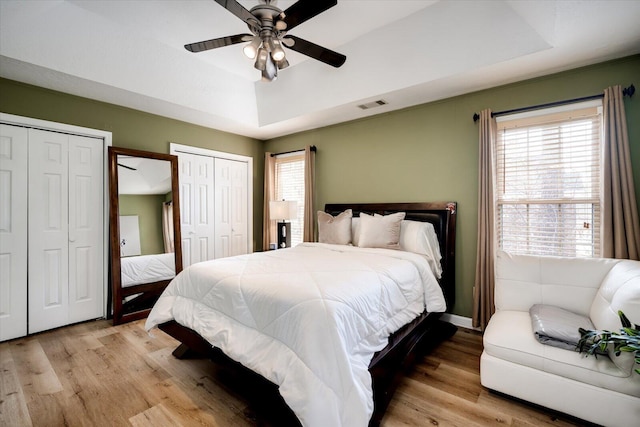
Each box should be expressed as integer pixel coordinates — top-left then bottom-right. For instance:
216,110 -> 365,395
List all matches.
1,319 -> 591,426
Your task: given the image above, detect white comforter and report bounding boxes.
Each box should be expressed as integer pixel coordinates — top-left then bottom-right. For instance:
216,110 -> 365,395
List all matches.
145,243 -> 445,426
121,253 -> 175,287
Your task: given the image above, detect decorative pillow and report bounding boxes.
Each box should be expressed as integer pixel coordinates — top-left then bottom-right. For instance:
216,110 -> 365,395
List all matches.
398,220 -> 443,278
529,304 -> 595,351
317,209 -> 353,245
357,212 -> 405,249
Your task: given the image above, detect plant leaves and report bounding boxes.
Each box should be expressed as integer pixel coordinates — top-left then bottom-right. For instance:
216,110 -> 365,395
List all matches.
618,310 -> 631,328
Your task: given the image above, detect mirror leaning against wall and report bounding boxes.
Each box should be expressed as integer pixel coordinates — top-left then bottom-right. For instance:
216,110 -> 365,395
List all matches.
108,147 -> 182,325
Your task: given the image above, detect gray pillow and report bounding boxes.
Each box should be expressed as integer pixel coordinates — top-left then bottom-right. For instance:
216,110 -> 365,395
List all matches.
357,212 -> 405,249
317,209 -> 352,245
530,304 -> 595,351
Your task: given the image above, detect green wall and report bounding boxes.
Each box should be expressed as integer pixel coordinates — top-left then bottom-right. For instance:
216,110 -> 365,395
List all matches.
118,194 -> 166,256
1,55 -> 638,318
0,80 -> 265,251
265,55 -> 640,317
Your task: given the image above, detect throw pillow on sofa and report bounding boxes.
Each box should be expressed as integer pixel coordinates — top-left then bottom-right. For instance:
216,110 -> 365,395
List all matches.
529,304 -> 595,350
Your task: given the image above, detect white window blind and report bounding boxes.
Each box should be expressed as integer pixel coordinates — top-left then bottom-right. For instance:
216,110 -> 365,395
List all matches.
496,104 -> 602,257
275,153 -> 305,247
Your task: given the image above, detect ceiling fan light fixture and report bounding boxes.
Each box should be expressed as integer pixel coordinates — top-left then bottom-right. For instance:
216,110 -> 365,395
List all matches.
275,19 -> 287,31
254,47 -> 268,70
269,39 -> 286,61
276,57 -> 289,70
262,54 -> 278,82
243,37 -> 262,59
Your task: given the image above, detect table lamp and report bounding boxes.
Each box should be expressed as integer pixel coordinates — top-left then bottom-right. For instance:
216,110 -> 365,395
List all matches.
269,200 -> 298,248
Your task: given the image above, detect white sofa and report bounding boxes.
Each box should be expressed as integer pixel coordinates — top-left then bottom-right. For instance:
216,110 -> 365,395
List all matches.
481,251 -> 640,427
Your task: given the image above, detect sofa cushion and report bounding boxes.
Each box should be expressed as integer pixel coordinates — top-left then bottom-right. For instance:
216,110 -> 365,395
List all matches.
589,260 -> 640,375
495,251 -> 619,315
484,311 -> 640,397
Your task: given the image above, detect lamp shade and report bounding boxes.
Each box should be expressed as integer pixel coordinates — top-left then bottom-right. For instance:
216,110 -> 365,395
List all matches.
269,200 -> 298,221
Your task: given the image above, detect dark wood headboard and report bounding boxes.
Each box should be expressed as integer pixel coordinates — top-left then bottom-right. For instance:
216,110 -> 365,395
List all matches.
325,202 -> 457,312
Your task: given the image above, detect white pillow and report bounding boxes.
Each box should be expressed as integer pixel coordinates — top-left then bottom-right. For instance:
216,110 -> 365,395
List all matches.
357,212 -> 405,249
398,220 -> 443,278
352,217 -> 442,276
317,209 -> 352,245
351,217 -> 361,246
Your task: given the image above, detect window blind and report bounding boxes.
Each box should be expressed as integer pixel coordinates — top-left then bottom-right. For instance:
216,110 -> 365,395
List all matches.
275,153 -> 305,247
496,105 -> 602,257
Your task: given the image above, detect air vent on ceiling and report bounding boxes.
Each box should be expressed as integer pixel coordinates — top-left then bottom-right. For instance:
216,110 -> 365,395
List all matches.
357,100 -> 388,110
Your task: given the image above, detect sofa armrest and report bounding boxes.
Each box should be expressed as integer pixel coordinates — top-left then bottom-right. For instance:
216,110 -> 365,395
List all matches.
494,251 -> 620,315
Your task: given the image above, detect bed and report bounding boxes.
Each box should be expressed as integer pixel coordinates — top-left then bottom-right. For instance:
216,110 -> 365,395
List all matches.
145,202 -> 457,426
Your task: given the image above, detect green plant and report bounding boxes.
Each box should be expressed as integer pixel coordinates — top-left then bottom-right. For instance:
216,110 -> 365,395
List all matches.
577,311 -> 640,375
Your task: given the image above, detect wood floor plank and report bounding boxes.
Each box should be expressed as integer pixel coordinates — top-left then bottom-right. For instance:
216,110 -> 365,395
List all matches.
408,359 -> 483,403
147,346 -> 250,425
1,319 -> 599,427
10,337 -> 63,396
129,403 -> 184,427
0,343 -> 33,427
476,389 -> 583,427
137,378 -> 226,426
387,376 -> 514,427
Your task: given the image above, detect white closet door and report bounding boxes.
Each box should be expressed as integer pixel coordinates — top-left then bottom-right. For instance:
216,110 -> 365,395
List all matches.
215,158 -> 248,258
68,135 -> 104,323
0,124 -> 28,341
28,129 -> 70,333
178,152 -> 214,266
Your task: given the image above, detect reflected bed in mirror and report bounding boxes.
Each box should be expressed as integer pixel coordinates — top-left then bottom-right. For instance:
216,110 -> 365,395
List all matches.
108,147 -> 182,325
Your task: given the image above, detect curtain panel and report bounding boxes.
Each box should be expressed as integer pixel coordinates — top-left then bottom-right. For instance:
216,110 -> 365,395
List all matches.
473,109 -> 497,330
162,201 -> 174,253
303,146 -> 316,242
263,153 -> 276,251
602,85 -> 640,260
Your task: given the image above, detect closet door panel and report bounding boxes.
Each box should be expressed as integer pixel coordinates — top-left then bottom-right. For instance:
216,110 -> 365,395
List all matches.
0,124 -> 28,341
68,135 -> 103,323
179,153 -> 214,266
215,158 -> 248,258
231,160 -> 248,255
214,158 -> 232,258
28,129 -> 70,333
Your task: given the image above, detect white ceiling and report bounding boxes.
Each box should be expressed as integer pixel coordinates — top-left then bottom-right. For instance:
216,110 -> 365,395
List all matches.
117,156 -> 172,195
1,1 -> 639,140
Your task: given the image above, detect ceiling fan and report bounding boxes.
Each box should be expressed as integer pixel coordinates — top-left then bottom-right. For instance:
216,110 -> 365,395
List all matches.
184,0 -> 346,82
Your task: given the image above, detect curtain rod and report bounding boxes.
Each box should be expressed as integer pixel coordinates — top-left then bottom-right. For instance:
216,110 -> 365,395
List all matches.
472,84 -> 635,122
270,145 -> 316,157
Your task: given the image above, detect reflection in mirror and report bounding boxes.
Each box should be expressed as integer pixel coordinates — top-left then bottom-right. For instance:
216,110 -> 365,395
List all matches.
108,147 -> 182,325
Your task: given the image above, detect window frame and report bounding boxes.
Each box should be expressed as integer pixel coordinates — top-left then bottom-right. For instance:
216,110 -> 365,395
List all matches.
494,100 -> 604,258
274,151 -> 305,247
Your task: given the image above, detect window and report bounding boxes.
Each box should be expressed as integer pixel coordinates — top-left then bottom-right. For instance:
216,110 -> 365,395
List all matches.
496,102 -> 603,257
274,152 -> 305,247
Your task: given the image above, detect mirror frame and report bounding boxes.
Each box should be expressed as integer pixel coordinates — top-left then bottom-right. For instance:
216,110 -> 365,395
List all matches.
108,146 -> 183,325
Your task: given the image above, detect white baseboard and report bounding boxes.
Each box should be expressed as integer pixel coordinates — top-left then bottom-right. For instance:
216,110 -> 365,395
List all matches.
440,313 -> 478,331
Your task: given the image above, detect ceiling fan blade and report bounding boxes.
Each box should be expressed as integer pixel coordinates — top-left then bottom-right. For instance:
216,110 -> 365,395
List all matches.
117,163 -> 137,171
213,0 -> 259,29
185,34 -> 252,53
283,0 -> 337,31
284,35 -> 346,68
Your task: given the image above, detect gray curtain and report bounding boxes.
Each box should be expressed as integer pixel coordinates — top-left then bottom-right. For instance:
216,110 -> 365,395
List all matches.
263,153 -> 276,251
303,146 -> 316,242
602,85 -> 640,260
473,109 -> 497,330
